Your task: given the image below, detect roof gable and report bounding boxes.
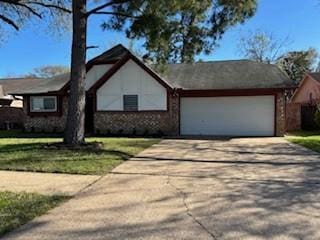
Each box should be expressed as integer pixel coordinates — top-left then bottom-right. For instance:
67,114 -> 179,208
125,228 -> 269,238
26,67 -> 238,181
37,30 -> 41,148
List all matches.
87,44 -> 129,68
88,52 -> 173,94
291,73 -> 320,103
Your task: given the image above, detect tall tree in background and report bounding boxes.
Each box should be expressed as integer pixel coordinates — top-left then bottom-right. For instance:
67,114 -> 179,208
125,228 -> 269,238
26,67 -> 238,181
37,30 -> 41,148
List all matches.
238,30 -> 290,63
105,0 -> 257,64
277,48 -> 319,84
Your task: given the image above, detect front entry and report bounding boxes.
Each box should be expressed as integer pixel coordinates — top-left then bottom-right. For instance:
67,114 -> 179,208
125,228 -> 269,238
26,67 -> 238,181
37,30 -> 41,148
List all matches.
85,95 -> 94,133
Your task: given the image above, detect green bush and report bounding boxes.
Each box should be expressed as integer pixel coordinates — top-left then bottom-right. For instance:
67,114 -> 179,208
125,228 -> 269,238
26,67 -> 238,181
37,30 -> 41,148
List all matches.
314,106 -> 320,128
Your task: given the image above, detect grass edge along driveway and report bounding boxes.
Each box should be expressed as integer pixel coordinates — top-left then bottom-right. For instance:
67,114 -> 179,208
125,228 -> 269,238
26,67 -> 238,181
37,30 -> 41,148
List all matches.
0,191 -> 68,237
0,131 -> 159,175
286,130 -> 320,153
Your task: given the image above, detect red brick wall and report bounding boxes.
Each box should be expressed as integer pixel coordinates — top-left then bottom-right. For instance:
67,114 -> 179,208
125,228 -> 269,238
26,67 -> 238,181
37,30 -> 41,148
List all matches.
21,92 -> 288,136
0,106 -> 25,129
286,103 -> 301,131
275,92 -> 286,136
94,93 -> 179,136
23,96 -> 68,132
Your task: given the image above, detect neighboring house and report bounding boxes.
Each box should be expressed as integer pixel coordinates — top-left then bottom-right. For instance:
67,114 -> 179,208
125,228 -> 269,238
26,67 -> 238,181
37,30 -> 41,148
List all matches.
291,72 -> 320,104
11,44 -> 294,136
287,72 -> 320,130
0,77 -> 44,129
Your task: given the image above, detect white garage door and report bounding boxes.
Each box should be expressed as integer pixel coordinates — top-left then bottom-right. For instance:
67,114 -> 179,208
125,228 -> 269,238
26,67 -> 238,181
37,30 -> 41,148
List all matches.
180,96 -> 275,136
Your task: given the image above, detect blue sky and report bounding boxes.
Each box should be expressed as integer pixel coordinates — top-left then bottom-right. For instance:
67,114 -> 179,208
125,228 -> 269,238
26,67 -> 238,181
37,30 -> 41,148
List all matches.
0,0 -> 319,77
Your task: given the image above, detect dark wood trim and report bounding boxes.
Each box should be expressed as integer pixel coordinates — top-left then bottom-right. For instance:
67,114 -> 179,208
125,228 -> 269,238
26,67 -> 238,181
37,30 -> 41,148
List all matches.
26,95 -> 63,117
274,93 -> 277,137
19,91 -> 66,96
88,54 -> 131,94
95,110 -> 168,113
88,52 -> 173,95
178,95 -> 181,136
166,91 -> 170,112
86,59 -> 119,72
178,88 -> 286,97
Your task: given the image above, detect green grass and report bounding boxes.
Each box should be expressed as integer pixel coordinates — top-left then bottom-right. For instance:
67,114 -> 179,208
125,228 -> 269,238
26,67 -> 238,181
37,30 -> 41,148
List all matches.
286,130 -> 320,153
0,131 -> 159,175
0,191 -> 68,236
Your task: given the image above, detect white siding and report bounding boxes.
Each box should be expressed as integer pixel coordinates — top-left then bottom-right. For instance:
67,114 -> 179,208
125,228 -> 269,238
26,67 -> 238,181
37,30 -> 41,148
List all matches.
97,60 -> 167,111
180,96 -> 275,136
85,64 -> 113,91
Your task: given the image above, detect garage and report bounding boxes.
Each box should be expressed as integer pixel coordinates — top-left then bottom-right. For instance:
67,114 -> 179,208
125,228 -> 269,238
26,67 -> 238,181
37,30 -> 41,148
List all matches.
180,95 -> 275,136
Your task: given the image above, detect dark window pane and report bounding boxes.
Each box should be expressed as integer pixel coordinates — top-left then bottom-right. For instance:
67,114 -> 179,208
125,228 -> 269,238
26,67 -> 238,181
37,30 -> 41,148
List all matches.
43,98 -> 56,110
123,95 -> 138,111
30,96 -> 56,112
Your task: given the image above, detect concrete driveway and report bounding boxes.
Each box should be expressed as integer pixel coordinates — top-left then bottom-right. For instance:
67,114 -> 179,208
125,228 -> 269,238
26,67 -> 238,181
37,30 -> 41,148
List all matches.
3,138 -> 320,240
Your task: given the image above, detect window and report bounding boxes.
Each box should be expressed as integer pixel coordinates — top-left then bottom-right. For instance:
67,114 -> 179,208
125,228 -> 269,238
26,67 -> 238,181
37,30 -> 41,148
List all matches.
123,95 -> 138,111
30,96 -> 57,112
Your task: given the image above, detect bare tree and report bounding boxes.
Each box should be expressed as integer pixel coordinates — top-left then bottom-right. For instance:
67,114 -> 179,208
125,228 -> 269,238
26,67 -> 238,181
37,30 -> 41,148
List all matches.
238,30 -> 290,63
277,48 -> 319,84
0,0 -> 71,33
30,65 -> 70,78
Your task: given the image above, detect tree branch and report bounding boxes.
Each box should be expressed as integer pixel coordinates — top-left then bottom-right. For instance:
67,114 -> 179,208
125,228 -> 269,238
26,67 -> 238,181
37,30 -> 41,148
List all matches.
24,1 -> 72,13
0,14 -> 19,30
90,11 -> 138,19
0,0 -> 42,18
86,45 -> 99,50
86,0 -> 130,17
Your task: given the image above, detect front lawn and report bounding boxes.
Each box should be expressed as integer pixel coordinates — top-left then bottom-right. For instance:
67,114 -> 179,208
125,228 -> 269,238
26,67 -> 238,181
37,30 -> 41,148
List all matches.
286,130 -> 320,153
0,191 -> 68,237
0,131 -> 159,175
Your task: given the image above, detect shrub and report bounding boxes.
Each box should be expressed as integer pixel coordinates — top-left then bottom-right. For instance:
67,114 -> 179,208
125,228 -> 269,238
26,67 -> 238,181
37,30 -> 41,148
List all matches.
132,128 -> 137,136
143,129 -> 149,136
117,129 -> 123,135
314,105 -> 320,128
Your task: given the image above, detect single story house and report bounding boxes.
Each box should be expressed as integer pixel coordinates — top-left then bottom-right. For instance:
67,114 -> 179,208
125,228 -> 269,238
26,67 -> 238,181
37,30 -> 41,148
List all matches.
0,77 -> 43,129
11,44 -> 294,136
286,72 -> 320,130
291,72 -> 320,105
0,77 -> 43,107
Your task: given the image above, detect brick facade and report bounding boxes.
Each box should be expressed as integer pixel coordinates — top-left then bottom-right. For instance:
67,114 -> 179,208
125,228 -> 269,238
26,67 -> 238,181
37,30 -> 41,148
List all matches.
275,92 -> 286,136
0,106 -> 25,129
22,92 -> 287,136
23,96 -> 68,133
94,93 -> 179,136
285,102 -> 301,131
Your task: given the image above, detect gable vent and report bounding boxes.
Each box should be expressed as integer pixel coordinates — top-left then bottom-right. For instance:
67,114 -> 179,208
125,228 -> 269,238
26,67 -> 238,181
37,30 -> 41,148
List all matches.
123,95 -> 138,111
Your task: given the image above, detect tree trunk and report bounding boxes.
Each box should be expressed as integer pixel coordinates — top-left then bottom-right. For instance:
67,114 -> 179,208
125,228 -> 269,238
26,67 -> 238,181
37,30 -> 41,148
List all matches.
64,0 -> 87,145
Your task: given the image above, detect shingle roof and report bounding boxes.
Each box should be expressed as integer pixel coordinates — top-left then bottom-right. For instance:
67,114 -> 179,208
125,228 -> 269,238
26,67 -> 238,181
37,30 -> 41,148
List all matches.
10,45 -> 293,95
309,72 -> 320,82
88,44 -> 129,64
0,78 -> 45,96
158,60 -> 293,90
9,45 -> 130,95
9,73 -> 70,95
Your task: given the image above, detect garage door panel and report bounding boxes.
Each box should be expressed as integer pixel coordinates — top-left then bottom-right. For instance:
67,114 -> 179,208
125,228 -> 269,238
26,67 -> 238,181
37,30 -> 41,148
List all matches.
180,96 -> 275,136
